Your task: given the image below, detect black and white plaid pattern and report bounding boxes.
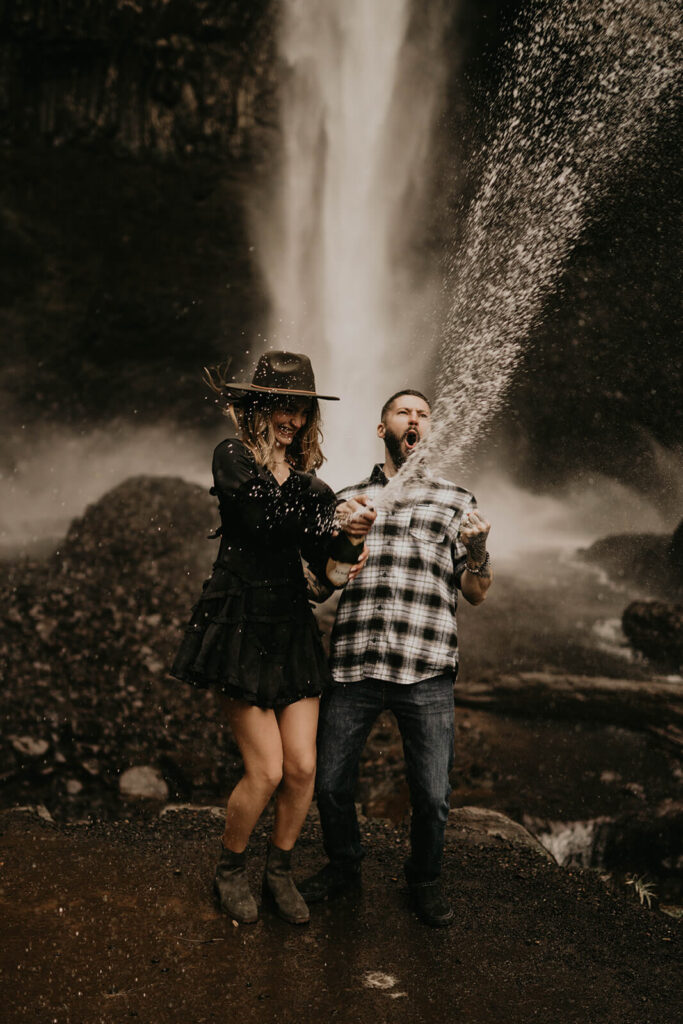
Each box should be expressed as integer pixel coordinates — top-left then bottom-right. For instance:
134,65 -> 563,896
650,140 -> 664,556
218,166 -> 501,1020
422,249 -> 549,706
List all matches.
330,464 -> 476,685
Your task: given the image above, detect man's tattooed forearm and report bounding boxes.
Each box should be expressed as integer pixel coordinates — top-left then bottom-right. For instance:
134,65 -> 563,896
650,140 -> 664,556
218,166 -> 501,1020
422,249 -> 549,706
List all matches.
465,534 -> 487,563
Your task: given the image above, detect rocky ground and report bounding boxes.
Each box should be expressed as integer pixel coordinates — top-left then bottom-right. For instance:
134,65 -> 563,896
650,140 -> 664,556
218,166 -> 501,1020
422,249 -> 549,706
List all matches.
0,475 -> 232,821
1,473 -> 682,1021
1,805 -> 681,1024
1,476 -> 682,905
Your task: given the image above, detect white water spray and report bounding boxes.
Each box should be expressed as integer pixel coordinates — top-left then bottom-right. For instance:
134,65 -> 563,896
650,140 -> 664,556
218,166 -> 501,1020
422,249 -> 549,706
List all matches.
384,0 -> 680,505
253,0 -> 449,487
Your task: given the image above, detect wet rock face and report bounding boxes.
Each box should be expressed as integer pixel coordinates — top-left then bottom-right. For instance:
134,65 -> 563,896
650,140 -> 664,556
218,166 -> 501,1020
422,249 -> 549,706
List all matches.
0,5 -> 274,428
622,601 -> 683,670
577,524 -> 683,668
578,525 -> 683,601
669,519 -> 683,585
0,0 -> 276,158
0,475 -> 242,819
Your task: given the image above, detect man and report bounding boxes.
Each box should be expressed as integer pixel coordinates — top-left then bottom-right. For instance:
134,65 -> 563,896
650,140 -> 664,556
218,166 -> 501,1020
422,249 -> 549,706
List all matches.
302,390 -> 492,926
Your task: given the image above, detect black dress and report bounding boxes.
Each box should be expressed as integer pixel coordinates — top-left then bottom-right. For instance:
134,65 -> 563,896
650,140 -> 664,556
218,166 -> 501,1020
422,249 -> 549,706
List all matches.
170,439 -> 337,708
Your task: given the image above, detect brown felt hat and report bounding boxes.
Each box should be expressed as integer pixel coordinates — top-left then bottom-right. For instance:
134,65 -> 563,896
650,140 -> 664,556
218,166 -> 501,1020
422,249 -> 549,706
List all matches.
222,350 -> 339,401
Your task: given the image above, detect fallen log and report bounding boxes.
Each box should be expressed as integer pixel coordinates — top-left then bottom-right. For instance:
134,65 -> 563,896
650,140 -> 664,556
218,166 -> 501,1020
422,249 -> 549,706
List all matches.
455,673 -> 683,753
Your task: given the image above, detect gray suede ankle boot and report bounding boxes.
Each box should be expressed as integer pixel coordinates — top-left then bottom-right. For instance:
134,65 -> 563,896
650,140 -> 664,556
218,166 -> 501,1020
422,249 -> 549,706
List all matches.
214,845 -> 258,924
263,844 -> 310,925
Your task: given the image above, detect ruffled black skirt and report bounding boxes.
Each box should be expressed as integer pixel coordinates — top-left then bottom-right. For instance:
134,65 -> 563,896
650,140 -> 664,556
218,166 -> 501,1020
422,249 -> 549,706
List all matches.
170,563 -> 331,709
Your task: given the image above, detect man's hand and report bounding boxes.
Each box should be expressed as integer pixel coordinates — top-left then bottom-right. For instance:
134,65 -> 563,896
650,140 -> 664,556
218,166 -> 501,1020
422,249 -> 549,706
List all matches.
459,508 -> 492,606
459,508 -> 490,566
336,495 -> 377,538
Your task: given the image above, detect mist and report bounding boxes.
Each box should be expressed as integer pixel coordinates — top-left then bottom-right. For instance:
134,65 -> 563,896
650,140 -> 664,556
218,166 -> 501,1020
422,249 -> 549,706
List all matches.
2,420 -> 678,563
0,423 -> 215,558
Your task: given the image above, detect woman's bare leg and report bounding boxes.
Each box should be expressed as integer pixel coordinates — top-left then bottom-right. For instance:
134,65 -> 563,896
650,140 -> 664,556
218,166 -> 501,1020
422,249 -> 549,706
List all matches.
221,699 -> 284,852
272,697 -> 320,850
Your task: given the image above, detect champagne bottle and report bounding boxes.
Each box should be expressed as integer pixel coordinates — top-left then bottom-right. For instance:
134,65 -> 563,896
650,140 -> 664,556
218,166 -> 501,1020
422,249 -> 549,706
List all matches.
325,531 -> 364,587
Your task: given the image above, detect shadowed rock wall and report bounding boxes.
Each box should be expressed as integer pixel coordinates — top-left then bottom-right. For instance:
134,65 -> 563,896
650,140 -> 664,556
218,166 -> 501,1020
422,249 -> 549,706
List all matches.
0,0 -> 275,157
0,0 -> 280,429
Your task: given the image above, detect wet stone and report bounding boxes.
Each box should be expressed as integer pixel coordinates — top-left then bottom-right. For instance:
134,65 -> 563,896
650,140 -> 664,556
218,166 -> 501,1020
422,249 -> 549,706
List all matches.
10,736 -> 50,759
119,766 -> 169,801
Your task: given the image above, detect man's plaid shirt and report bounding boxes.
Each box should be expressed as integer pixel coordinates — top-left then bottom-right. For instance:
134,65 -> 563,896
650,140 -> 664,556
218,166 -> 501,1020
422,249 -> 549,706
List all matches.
330,464 -> 476,685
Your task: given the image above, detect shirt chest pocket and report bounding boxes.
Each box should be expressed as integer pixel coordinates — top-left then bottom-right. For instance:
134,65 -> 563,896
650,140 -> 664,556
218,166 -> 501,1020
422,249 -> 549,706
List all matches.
409,504 -> 456,545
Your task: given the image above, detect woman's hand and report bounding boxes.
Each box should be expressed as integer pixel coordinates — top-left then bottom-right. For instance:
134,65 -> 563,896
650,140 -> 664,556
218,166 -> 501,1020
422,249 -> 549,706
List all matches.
336,495 -> 377,538
347,543 -> 369,582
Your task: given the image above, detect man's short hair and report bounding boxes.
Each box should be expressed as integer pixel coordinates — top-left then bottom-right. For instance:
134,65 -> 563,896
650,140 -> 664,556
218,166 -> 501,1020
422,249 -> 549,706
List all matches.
381,389 -> 431,421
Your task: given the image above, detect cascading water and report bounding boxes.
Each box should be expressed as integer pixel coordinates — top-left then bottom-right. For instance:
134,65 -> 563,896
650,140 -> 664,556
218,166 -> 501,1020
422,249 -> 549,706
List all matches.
383,0 -> 680,505
254,0 -> 678,500
253,0 -> 449,487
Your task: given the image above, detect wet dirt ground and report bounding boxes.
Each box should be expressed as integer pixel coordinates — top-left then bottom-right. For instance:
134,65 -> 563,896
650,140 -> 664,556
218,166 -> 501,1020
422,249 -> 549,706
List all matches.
1,807 -> 680,1024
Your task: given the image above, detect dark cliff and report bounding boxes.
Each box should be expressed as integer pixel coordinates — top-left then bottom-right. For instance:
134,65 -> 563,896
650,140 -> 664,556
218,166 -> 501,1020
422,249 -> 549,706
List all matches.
0,0 -> 275,157
0,0 -> 680,497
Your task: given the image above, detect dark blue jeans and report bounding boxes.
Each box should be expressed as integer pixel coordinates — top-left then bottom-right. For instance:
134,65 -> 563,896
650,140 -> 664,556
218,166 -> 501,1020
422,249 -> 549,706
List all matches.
315,675 -> 455,885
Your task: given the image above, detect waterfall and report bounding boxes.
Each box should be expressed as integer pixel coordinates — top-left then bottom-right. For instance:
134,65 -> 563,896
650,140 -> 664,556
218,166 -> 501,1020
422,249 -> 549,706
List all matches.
252,0 -> 679,500
252,0 -> 449,487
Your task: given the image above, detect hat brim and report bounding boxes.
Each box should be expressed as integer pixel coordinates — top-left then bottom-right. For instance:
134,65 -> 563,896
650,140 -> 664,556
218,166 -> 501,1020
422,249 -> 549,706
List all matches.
221,383 -> 339,401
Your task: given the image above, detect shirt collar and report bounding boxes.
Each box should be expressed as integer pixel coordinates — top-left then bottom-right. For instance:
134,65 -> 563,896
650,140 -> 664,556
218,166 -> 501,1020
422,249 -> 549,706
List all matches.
369,463 -> 389,486
368,462 -> 435,488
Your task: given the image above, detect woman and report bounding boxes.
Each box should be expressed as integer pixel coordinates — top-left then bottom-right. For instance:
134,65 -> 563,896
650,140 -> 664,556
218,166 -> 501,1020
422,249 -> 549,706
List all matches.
171,351 -> 372,925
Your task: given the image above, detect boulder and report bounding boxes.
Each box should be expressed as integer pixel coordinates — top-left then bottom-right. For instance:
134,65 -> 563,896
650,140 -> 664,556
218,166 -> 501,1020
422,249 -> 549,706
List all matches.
119,766 -> 169,801
622,600 -> 683,670
446,806 -> 554,862
577,531 -> 681,598
10,736 -> 50,759
58,473 -> 217,589
668,519 -> 683,585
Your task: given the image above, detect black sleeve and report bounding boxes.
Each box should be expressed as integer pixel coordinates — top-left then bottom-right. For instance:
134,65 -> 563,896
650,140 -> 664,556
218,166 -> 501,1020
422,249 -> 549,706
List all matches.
212,440 -> 336,545
300,532 -> 333,586
300,487 -> 350,592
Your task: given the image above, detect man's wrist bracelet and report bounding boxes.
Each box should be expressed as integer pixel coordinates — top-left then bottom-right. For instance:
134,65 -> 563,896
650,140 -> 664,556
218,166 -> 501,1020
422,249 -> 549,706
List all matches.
466,551 -> 490,575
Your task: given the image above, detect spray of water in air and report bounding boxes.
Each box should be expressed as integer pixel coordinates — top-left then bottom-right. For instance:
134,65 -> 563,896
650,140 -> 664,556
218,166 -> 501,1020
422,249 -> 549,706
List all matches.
253,0 -> 450,486
382,0 -> 680,506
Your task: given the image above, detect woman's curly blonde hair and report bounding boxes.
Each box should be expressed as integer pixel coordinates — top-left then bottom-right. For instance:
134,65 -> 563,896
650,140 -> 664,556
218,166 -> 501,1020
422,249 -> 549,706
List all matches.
204,362 -> 325,473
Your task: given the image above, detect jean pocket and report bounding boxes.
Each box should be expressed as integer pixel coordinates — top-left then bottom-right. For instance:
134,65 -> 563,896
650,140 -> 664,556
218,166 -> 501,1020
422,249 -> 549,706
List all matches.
409,504 -> 455,544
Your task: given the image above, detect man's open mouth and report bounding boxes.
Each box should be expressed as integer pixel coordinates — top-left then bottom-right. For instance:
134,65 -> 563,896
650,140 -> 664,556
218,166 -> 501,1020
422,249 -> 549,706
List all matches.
405,430 -> 419,450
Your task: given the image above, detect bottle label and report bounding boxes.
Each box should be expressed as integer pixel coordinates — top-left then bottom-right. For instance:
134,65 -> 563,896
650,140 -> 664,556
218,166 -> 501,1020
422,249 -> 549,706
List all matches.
326,561 -> 354,587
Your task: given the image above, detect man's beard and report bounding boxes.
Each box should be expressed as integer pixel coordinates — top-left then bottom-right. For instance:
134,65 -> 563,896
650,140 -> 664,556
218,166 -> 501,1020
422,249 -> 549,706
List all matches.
384,428 -> 410,469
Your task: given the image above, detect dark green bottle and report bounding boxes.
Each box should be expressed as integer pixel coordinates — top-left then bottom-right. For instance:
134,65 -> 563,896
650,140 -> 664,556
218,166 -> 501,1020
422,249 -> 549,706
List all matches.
326,532 -> 364,586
